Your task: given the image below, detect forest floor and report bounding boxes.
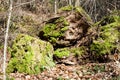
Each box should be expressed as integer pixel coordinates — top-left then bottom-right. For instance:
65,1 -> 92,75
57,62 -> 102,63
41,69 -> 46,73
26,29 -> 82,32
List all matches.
9,61 -> 120,80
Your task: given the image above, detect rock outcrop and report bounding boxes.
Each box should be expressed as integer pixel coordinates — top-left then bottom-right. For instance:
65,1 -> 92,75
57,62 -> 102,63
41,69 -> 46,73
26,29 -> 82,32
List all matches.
39,6 -> 96,48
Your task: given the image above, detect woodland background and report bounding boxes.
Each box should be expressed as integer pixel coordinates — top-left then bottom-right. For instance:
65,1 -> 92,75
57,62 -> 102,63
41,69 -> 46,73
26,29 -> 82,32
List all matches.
0,0 -> 120,80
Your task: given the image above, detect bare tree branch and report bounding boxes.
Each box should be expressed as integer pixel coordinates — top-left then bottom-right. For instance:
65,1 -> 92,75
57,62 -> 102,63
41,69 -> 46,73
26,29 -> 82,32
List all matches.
3,0 -> 13,80
14,0 -> 35,8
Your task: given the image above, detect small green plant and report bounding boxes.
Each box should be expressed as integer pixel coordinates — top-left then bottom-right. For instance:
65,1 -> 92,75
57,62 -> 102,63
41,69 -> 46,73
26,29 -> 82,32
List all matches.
111,75 -> 120,80
93,65 -> 105,73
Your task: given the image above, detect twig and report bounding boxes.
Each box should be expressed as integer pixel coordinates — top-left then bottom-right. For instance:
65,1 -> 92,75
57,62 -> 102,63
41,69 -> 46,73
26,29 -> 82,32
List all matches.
3,0 -> 13,80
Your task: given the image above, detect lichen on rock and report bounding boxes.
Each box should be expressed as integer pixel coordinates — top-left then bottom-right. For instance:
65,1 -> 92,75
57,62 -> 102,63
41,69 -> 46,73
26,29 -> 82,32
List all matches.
7,34 -> 55,74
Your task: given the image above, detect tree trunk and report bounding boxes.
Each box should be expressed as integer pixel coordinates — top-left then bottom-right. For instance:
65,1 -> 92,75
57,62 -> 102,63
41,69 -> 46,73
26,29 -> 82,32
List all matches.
75,0 -> 80,7
69,0 -> 72,5
54,0 -> 57,14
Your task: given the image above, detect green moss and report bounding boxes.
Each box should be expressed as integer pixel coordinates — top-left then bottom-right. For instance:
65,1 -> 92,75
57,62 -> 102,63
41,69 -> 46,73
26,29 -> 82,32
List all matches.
61,27 -> 68,31
60,5 -> 73,11
54,47 -> 86,58
90,15 -> 120,56
70,47 -> 85,56
90,40 -> 114,55
56,17 -> 69,26
43,24 -> 57,37
54,48 -> 70,58
7,34 -> 55,74
75,7 -> 93,23
50,37 -> 57,43
63,20 -> 69,26
42,17 -> 69,45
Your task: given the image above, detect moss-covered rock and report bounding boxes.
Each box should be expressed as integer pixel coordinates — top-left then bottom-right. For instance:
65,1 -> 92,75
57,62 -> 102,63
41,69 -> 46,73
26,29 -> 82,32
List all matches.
70,47 -> 85,56
7,34 -> 55,74
90,15 -> 120,56
39,17 -> 69,47
54,48 -> 70,58
54,47 -> 85,59
39,6 -> 94,48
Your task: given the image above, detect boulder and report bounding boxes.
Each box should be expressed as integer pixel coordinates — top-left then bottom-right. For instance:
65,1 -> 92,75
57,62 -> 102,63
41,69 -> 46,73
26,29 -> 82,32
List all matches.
7,34 -> 55,74
90,15 -> 120,56
87,15 -> 120,62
